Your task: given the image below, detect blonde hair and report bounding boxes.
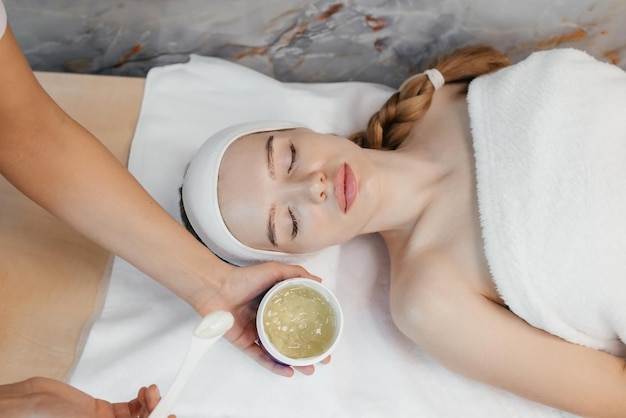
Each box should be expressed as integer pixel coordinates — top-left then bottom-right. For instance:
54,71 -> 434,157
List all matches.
350,46 -> 511,150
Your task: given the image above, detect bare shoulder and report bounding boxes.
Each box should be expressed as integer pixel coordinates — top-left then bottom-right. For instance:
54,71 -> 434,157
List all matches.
389,250 -> 481,344
388,253 -> 626,416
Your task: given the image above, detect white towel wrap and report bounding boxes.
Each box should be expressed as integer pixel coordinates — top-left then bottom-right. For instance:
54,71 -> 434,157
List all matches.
468,48 -> 626,356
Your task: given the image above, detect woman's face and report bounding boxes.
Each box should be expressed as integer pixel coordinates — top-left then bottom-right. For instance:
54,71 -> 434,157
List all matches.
217,128 -> 380,254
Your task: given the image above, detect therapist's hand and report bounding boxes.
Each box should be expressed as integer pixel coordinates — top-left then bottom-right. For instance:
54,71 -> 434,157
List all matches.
194,262 -> 330,377
0,377 -> 173,418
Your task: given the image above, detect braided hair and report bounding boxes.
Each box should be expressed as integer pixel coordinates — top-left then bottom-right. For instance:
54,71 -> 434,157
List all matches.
349,45 -> 511,150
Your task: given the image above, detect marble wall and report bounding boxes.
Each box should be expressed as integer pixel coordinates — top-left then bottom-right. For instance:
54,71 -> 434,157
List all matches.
5,0 -> 626,86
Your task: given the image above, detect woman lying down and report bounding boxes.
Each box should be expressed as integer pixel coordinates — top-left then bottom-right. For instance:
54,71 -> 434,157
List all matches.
180,45 -> 626,417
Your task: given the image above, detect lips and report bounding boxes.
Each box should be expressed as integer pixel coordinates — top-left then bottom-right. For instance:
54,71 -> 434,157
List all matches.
334,163 -> 357,213
344,164 -> 357,212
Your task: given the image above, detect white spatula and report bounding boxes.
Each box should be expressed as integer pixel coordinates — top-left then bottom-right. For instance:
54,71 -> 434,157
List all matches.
149,311 -> 234,418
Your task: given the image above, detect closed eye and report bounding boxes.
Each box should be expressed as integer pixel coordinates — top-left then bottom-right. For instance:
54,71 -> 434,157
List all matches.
287,142 -> 296,174
288,207 -> 298,239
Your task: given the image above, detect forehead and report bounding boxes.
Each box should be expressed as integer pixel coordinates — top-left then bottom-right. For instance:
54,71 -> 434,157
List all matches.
216,130 -> 273,248
220,128 -> 298,165
224,130 -> 268,157
218,126 -> 304,180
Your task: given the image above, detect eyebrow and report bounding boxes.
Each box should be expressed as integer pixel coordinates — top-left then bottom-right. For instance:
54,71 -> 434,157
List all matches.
265,135 -> 275,179
267,204 -> 277,247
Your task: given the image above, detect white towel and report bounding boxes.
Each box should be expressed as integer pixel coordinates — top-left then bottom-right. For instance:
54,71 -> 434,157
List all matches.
70,55 -> 571,417
468,48 -> 626,356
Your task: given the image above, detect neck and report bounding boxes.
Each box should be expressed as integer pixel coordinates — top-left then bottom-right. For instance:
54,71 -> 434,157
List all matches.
361,145 -> 448,236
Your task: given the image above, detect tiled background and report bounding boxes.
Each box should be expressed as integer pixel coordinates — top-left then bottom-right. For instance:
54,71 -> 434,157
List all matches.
6,0 -> 626,85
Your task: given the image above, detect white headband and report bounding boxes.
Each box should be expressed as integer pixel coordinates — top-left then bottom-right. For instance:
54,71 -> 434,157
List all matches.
182,120 -> 312,266
398,68 -> 445,91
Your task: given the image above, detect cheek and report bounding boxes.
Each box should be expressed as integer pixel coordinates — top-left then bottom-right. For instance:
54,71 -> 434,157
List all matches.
303,209 -> 344,248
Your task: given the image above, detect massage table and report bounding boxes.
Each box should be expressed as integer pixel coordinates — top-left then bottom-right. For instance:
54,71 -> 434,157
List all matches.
0,60 -> 574,417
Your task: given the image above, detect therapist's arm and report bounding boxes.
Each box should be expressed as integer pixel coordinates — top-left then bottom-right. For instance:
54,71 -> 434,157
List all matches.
0,24 -> 315,377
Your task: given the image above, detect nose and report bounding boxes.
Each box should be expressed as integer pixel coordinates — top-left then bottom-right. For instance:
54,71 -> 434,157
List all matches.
282,170 -> 328,203
306,171 -> 328,203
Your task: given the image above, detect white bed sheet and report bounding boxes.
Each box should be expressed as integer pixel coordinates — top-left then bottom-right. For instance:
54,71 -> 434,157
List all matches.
70,55 -> 572,418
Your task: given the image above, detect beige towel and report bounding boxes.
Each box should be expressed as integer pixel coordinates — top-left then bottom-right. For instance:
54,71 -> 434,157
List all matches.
0,72 -> 144,383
